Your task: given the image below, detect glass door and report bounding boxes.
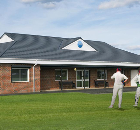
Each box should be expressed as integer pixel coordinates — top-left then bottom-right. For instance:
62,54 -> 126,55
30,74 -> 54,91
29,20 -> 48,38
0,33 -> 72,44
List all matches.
76,70 -> 89,88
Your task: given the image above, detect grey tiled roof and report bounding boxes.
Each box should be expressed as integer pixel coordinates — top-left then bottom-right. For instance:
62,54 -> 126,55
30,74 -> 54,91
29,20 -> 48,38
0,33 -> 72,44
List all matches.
0,32 -> 140,63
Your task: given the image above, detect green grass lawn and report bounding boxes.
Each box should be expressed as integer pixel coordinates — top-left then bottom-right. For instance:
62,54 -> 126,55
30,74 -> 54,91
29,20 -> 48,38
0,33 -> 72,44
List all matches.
0,92 -> 140,130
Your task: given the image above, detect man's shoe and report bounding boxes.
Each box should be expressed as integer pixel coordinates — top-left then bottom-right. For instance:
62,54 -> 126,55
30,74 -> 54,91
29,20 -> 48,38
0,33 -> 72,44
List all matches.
133,104 -> 138,107
109,105 -> 113,108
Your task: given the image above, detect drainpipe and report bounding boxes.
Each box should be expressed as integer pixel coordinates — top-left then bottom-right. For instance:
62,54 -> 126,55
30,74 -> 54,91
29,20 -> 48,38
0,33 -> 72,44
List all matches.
104,68 -> 106,88
84,67 -> 85,89
60,67 -> 63,90
33,60 -> 37,92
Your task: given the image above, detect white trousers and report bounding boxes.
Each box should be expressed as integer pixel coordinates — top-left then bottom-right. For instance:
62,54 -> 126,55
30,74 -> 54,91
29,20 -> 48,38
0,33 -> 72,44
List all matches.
135,87 -> 140,105
111,84 -> 123,108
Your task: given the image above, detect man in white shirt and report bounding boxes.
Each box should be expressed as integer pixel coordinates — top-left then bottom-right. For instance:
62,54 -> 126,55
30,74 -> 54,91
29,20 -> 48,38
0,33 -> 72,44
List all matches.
133,70 -> 140,107
109,68 -> 128,108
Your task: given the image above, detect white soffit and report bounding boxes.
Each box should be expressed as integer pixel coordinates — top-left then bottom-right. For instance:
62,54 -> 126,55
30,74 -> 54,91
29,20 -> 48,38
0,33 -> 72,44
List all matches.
62,39 -> 96,51
0,34 -> 14,43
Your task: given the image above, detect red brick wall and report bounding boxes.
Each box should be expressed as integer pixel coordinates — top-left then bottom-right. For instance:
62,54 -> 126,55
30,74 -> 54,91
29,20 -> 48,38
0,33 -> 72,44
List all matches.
0,64 -> 134,94
124,68 -> 131,86
40,68 -> 76,90
0,64 -> 40,94
40,67 -> 132,90
90,68 -> 131,87
90,68 -> 115,88
40,67 -> 56,90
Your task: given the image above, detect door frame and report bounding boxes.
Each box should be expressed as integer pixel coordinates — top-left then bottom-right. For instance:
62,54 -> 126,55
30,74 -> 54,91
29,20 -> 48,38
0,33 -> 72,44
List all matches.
76,70 -> 89,88
131,70 -> 138,86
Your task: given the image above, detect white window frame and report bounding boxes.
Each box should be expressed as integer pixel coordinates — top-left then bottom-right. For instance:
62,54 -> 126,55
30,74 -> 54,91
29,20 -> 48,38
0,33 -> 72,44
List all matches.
97,69 -> 107,80
11,68 -> 29,82
55,69 -> 68,81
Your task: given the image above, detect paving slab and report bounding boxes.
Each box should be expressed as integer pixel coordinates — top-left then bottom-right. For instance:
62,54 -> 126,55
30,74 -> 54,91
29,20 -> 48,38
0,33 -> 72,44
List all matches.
41,87 -> 137,94
0,87 -> 137,96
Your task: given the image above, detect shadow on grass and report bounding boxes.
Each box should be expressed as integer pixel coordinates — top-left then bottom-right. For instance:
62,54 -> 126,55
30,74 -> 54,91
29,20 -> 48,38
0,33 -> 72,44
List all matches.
114,108 -> 125,111
133,106 -> 140,110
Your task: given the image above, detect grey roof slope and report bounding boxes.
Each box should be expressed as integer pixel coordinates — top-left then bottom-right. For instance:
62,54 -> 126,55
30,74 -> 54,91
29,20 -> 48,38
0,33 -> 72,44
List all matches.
0,32 -> 140,63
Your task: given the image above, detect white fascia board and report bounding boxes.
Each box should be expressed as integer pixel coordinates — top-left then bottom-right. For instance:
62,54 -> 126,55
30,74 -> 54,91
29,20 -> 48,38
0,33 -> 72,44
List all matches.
0,34 -> 14,43
0,58 -> 140,67
38,60 -> 140,67
0,58 -> 36,64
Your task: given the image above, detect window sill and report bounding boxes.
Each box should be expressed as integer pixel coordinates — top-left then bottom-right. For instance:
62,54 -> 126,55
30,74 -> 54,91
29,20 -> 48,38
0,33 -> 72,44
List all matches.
97,79 -> 107,80
12,81 -> 29,83
55,80 -> 68,81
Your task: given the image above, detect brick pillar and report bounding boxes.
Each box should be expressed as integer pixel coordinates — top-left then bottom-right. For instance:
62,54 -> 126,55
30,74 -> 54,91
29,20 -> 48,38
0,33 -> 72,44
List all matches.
34,65 -> 40,92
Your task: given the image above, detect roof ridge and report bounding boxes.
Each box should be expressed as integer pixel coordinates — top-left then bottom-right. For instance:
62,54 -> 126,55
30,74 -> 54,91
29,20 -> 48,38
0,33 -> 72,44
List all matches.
5,32 -> 80,40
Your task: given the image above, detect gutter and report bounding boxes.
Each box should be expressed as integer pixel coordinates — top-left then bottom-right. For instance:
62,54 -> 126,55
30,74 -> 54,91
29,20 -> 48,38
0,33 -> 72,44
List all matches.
33,60 -> 37,92
0,58 -> 140,67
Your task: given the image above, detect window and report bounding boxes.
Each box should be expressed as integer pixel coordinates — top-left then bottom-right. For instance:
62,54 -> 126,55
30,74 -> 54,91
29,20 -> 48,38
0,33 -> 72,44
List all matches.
97,70 -> 107,80
11,68 -> 29,82
55,69 -> 68,81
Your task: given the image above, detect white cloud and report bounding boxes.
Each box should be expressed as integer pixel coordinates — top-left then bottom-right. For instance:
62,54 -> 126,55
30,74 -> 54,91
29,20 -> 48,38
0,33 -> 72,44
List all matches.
126,45 -> 140,55
98,0 -> 140,9
21,0 -> 40,3
39,2 -> 59,9
127,45 -> 140,50
21,0 -> 62,9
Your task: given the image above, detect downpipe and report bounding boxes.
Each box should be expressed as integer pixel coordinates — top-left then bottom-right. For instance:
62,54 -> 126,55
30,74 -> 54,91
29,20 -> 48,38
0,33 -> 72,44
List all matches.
33,60 -> 37,92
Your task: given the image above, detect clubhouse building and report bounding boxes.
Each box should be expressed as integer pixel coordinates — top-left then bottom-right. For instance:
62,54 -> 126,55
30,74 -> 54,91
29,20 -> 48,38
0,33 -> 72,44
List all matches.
0,33 -> 140,94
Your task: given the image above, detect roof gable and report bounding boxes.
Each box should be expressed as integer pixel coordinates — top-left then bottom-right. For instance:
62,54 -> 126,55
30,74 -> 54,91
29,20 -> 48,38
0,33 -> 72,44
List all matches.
62,39 -> 96,51
0,34 -> 14,43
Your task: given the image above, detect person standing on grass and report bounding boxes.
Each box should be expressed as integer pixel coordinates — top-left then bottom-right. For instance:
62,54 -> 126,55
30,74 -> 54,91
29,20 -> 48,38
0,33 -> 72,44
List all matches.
109,68 -> 128,108
133,70 -> 140,107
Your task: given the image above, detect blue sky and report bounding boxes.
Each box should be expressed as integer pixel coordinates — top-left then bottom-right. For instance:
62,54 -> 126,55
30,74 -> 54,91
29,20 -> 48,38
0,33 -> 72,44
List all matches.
0,0 -> 140,55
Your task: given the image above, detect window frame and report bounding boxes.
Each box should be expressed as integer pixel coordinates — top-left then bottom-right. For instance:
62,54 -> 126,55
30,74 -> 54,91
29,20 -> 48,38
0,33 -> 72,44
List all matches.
97,69 -> 107,80
55,69 -> 68,81
11,68 -> 29,82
